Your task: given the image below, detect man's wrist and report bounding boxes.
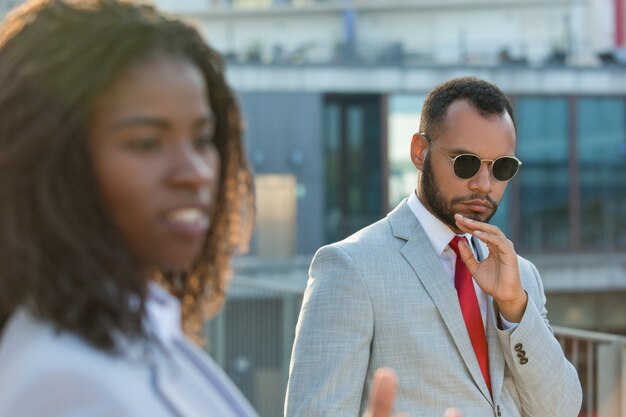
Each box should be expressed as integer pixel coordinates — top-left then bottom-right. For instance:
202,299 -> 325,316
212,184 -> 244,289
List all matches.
496,291 -> 528,323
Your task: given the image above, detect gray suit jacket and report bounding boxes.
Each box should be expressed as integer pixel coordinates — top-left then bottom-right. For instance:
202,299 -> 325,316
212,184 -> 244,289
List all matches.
0,307 -> 258,417
285,200 -> 582,417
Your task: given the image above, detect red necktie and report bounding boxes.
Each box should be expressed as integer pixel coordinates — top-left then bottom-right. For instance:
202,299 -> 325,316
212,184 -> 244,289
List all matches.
449,236 -> 492,396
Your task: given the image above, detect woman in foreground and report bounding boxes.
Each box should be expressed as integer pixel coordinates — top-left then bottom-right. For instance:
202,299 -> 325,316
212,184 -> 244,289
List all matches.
0,0 -> 255,415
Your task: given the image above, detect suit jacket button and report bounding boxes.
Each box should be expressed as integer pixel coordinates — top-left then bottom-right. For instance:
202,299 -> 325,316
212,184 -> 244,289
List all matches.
514,343 -> 523,351
516,350 -> 526,358
497,404 -> 502,416
520,357 -> 529,365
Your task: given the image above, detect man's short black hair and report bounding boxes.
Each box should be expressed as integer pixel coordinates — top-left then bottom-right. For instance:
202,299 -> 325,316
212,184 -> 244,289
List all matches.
419,76 -> 515,137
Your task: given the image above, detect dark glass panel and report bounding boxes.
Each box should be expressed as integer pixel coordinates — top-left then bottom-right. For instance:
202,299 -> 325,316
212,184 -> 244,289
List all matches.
323,95 -> 383,243
516,98 -> 569,250
577,98 -> 626,249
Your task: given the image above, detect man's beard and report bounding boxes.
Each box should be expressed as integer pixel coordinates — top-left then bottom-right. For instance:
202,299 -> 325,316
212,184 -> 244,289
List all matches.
419,154 -> 498,230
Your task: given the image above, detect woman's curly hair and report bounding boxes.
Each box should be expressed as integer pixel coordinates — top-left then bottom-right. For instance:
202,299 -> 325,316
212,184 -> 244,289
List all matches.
0,0 -> 254,351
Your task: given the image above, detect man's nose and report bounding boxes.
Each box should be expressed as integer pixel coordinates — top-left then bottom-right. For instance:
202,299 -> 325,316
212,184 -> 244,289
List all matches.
468,161 -> 494,193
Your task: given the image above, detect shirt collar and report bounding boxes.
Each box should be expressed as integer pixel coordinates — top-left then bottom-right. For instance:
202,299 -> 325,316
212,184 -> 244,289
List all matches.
407,190 -> 472,256
145,282 -> 183,345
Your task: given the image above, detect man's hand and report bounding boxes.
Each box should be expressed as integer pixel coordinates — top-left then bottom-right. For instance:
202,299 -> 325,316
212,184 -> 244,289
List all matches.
454,213 -> 527,323
363,368 -> 463,417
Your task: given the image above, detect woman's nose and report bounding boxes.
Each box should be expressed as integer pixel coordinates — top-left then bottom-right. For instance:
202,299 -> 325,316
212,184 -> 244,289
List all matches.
168,142 -> 218,190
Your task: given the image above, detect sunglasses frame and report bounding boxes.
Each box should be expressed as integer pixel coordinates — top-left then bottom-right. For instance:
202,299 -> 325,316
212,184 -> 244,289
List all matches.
420,133 -> 522,182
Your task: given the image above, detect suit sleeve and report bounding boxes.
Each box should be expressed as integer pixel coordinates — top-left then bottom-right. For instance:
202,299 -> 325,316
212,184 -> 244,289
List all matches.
494,259 -> 583,417
285,244 -> 374,417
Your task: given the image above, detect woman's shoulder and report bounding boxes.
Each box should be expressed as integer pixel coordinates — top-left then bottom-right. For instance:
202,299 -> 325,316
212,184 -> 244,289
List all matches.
0,308 -> 117,370
0,308 -> 164,417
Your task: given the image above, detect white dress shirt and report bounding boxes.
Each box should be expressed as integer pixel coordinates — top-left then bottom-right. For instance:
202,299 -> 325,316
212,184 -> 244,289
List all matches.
407,191 -> 518,329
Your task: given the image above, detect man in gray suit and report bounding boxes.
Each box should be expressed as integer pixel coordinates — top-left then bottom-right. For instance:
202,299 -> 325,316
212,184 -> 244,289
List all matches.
285,77 -> 582,417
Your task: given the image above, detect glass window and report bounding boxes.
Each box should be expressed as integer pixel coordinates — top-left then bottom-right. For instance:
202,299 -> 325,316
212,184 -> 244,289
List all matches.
387,95 -> 424,208
323,95 -> 383,243
577,98 -> 626,249
489,191 -> 510,236
324,102 -> 342,242
516,98 -> 570,251
254,175 -> 297,259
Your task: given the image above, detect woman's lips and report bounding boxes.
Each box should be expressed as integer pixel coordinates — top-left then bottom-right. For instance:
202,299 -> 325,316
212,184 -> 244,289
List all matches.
164,207 -> 209,237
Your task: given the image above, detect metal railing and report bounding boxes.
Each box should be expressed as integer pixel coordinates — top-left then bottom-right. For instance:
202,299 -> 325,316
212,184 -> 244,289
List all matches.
554,326 -> 626,417
205,276 -> 304,417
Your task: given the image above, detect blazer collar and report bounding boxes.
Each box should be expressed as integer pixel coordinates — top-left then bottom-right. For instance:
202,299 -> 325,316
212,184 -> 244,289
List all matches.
150,339 -> 257,417
388,200 -> 494,404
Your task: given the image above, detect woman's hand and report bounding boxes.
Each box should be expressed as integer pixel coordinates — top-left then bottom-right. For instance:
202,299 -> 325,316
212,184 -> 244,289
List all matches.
363,368 -> 463,417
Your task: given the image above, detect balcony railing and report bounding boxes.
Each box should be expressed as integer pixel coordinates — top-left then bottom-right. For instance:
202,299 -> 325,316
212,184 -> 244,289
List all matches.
554,326 -> 626,417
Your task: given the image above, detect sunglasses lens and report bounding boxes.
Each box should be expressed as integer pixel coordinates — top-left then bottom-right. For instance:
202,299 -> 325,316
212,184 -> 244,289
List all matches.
453,154 -> 482,179
492,157 -> 520,181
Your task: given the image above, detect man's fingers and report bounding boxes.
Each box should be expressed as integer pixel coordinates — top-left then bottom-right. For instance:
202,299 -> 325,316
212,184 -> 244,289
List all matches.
366,367 -> 397,417
455,214 -> 515,257
454,213 -> 501,235
457,239 -> 479,272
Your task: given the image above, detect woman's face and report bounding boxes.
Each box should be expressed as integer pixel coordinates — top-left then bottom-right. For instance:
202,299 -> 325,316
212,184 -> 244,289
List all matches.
89,55 -> 219,273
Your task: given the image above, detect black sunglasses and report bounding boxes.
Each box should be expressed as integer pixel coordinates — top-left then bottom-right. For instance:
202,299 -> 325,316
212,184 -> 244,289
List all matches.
420,133 -> 522,182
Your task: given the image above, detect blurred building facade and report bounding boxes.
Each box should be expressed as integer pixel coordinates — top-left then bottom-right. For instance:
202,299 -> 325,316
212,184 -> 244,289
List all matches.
160,0 -> 621,67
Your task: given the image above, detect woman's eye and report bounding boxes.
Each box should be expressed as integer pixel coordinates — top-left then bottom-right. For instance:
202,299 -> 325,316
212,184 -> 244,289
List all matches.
194,134 -> 215,150
125,137 -> 160,152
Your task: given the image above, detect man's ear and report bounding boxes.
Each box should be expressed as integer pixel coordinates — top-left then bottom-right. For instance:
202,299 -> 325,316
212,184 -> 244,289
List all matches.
410,132 -> 428,170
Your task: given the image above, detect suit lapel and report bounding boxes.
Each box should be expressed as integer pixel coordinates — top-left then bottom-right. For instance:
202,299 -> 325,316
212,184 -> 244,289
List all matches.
389,201 -> 493,404
473,236 -> 505,406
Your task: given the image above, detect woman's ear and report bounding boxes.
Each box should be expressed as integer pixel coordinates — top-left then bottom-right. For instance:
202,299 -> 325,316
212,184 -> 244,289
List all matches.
410,132 -> 428,170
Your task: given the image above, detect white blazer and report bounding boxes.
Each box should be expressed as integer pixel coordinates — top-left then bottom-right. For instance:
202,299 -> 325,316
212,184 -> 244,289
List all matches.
0,286 -> 258,417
